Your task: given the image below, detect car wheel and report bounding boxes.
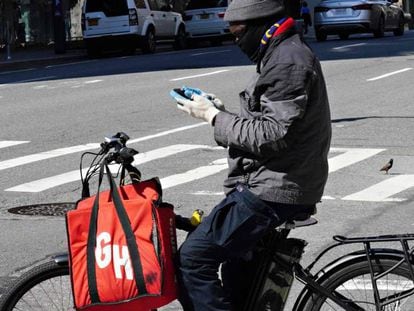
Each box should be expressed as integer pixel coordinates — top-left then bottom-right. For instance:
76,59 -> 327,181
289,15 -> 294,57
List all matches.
86,46 -> 101,58
373,16 -> 385,38
173,26 -> 187,50
393,16 -> 405,36
210,38 -> 223,46
315,30 -> 327,42
123,46 -> 136,55
142,28 -> 156,54
339,33 -> 349,40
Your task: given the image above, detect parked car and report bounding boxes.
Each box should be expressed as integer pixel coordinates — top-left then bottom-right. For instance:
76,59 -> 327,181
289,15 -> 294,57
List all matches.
313,0 -> 406,41
81,0 -> 187,56
183,0 -> 231,45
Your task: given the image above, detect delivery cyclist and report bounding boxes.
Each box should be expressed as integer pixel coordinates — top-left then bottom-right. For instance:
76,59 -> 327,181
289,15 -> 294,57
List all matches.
174,0 -> 332,309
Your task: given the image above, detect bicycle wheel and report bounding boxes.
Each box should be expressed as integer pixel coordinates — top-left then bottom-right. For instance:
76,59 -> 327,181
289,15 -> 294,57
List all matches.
301,257 -> 414,311
0,260 -> 72,311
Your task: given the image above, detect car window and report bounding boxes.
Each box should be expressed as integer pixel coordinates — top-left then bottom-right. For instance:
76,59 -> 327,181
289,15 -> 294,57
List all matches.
134,0 -> 146,9
156,0 -> 170,11
85,0 -> 129,16
186,0 -> 228,10
147,0 -> 159,10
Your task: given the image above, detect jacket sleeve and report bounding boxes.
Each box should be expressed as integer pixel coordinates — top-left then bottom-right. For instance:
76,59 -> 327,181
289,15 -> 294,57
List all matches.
214,64 -> 313,156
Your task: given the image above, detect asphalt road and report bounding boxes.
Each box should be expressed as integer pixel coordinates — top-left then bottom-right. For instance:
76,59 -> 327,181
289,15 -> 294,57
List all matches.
1,31 -> 414,309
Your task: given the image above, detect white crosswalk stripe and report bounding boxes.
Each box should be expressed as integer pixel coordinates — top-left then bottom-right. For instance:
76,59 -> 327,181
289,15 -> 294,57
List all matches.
342,175 -> 414,202
0,143 -> 100,171
328,147 -> 385,173
3,136 -> 414,203
161,158 -> 227,189
5,145 -> 223,192
0,141 -> 30,149
0,123 -> 207,171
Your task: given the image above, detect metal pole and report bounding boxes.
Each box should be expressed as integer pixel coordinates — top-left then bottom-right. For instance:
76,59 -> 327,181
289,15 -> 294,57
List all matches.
5,21 -> 11,60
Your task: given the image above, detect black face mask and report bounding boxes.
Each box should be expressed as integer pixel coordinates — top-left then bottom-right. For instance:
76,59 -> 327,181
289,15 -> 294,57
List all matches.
236,23 -> 269,63
236,17 -> 280,63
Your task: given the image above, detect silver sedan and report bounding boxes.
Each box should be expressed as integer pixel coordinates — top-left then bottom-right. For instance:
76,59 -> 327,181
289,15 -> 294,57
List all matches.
314,0 -> 406,41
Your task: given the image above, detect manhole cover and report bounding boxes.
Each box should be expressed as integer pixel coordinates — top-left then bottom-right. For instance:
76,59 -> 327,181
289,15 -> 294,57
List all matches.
8,203 -> 76,217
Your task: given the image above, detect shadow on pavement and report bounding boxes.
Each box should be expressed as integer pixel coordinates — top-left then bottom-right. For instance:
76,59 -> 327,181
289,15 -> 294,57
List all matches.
0,31 -> 413,85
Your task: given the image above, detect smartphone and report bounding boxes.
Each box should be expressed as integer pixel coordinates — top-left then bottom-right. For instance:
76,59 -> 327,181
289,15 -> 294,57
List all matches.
170,88 -> 192,105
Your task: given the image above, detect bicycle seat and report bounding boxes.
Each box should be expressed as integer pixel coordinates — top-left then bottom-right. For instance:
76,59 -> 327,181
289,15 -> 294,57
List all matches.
281,207 -> 318,229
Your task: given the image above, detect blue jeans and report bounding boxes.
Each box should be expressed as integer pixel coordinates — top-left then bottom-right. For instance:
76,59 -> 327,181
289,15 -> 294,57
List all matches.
176,184 -> 314,311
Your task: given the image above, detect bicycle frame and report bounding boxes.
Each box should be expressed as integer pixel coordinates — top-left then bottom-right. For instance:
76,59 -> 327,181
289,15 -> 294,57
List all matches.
243,228 -> 414,311
295,233 -> 414,311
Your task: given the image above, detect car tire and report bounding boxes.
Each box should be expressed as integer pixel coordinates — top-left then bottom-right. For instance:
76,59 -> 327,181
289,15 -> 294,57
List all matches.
173,26 -> 187,50
124,46 -> 136,55
210,38 -> 223,46
339,33 -> 349,40
142,28 -> 156,54
393,16 -> 405,36
373,16 -> 385,38
315,30 -> 327,42
86,46 -> 101,58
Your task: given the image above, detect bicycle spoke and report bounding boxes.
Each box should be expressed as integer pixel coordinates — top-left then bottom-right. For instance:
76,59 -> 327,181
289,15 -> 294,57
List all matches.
13,275 -> 72,310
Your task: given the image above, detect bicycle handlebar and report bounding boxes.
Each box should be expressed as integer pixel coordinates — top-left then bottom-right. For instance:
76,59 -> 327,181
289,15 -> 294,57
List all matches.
99,132 -> 138,165
81,132 -> 141,198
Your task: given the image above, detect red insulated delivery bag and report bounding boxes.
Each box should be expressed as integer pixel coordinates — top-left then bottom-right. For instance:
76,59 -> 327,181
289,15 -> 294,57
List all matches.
66,163 -> 178,311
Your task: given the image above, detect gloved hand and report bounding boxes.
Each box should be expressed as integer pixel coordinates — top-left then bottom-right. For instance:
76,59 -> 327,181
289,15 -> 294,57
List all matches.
176,94 -> 222,125
204,93 -> 225,112
181,86 -> 226,111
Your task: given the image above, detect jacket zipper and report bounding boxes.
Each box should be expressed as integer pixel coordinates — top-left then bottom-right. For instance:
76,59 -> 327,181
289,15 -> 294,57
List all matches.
243,173 -> 250,187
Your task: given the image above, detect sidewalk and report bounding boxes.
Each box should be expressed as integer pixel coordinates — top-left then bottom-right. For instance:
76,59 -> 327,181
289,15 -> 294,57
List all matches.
0,45 -> 86,71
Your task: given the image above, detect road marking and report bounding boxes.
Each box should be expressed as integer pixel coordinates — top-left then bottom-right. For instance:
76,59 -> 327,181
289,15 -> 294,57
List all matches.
0,123 -> 206,171
339,279 -> 413,291
367,68 -> 413,81
32,85 -> 49,89
45,60 -> 96,69
332,43 -> 367,50
191,191 -> 225,196
0,143 -> 100,171
328,147 -> 386,173
4,76 -> 57,84
170,70 -> 230,81
0,141 -> 30,149
342,175 -> 414,202
128,122 -> 207,144
191,50 -> 231,57
5,144 -> 223,192
84,80 -> 103,84
161,158 -> 228,189
0,68 -> 35,75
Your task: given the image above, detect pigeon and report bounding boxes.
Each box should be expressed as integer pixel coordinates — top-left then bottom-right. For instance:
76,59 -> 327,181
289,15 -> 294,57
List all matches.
380,158 -> 393,174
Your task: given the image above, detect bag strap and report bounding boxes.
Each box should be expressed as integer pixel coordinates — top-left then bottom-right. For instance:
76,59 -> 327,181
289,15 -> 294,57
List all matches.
86,162 -> 148,303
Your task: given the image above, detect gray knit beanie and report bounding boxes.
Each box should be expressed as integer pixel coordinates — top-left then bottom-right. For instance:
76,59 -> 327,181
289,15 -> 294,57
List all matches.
224,0 -> 285,22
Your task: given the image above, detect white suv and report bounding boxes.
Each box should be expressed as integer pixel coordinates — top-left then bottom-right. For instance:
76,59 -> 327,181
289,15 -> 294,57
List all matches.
82,0 -> 187,56
183,0 -> 231,45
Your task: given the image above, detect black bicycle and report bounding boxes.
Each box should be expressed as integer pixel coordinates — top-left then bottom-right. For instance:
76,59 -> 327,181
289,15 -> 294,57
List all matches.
1,133 -> 414,311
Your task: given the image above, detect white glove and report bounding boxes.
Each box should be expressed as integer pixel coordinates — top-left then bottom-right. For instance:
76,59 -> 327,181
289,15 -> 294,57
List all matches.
176,94 -> 221,125
205,93 -> 225,112
181,87 -> 226,112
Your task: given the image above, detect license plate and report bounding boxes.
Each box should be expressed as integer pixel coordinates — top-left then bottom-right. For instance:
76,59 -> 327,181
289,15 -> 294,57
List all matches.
88,19 -> 99,26
200,13 -> 210,19
332,8 -> 347,15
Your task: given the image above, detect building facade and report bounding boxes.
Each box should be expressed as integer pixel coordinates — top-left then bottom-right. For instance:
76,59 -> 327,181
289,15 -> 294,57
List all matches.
0,0 -> 83,48
0,0 -> 412,49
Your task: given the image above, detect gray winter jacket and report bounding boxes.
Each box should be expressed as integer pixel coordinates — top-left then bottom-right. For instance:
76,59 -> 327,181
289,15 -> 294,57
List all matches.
214,30 -> 331,204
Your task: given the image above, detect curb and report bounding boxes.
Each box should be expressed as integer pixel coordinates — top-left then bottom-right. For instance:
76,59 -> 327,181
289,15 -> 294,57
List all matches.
0,50 -> 86,71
